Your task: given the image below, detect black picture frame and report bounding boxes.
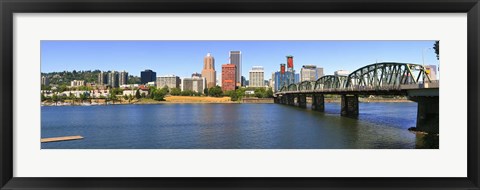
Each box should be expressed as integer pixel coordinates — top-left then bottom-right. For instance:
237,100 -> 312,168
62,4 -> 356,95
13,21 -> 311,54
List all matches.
1,0 -> 479,189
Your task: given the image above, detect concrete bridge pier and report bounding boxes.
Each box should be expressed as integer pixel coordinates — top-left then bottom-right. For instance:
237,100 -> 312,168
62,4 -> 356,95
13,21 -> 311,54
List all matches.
341,94 -> 359,117
297,94 -> 307,108
311,94 -> 325,112
291,94 -> 298,106
287,94 -> 295,106
414,96 -> 439,133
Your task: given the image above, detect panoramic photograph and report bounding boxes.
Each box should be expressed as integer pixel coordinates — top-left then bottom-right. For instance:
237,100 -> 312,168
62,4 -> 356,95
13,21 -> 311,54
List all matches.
40,40 -> 439,149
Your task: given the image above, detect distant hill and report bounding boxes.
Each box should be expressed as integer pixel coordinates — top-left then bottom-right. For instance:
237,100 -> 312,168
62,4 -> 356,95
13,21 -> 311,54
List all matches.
41,70 -> 140,86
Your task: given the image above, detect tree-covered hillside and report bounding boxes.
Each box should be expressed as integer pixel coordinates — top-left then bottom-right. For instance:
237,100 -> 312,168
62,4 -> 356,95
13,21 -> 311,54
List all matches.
41,70 -> 140,86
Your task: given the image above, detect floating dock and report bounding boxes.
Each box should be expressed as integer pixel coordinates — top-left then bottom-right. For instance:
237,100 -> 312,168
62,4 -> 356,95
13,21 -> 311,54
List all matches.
41,136 -> 84,143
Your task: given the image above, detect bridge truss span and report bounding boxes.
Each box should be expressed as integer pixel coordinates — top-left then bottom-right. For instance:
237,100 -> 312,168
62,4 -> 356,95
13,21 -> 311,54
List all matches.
276,62 -> 436,95
345,62 -> 432,91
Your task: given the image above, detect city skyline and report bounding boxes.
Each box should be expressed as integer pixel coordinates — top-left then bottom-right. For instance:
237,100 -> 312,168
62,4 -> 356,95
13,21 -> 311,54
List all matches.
41,40 -> 439,81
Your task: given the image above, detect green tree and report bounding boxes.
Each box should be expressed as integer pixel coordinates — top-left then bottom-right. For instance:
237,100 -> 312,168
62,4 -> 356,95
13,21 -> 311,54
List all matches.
80,92 -> 88,103
56,84 -> 67,93
170,88 -> 181,96
254,88 -> 266,98
265,88 -> 274,98
129,94 -> 134,103
208,86 -> 223,97
111,88 -> 123,95
69,92 -> 76,105
52,93 -> 58,105
204,88 -> 209,96
181,90 -> 193,96
161,85 -> 169,94
124,94 -> 129,103
41,93 -> 46,102
433,41 -> 439,60
152,88 -> 167,101
109,93 -> 117,104
127,75 -> 141,84
149,87 -> 157,99
135,89 -> 141,99
41,85 -> 51,91
236,88 -> 246,100
226,90 -> 239,101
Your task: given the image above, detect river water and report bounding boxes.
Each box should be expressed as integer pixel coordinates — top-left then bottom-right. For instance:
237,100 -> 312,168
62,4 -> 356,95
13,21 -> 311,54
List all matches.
41,102 -> 427,149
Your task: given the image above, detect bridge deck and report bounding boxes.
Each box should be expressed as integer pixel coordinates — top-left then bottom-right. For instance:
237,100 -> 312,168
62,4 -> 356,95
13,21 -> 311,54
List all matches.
275,84 -> 438,96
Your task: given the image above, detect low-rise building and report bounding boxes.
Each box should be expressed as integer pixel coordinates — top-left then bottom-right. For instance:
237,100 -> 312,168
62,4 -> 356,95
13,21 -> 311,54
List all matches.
146,81 -> 156,87
90,89 -> 110,98
70,80 -> 85,87
120,84 -> 140,89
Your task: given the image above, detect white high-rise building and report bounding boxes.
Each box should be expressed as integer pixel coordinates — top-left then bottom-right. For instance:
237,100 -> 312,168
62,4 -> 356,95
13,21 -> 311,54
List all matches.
119,71 -> 128,85
156,75 -> 181,89
181,76 -> 207,93
249,66 -> 264,87
301,65 -> 325,81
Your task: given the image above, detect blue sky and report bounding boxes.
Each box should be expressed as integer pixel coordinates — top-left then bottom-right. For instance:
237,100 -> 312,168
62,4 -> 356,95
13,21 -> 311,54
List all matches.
41,40 -> 439,80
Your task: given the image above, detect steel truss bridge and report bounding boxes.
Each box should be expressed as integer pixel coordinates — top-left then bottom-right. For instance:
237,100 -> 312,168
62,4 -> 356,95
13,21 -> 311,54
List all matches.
273,62 -> 439,133
276,62 -> 439,95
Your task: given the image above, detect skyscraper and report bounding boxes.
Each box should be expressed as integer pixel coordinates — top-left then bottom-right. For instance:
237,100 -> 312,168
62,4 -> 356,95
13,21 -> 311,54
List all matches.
316,67 -> 324,79
249,66 -> 264,87
201,53 -> 217,89
300,65 -> 324,81
108,71 -> 119,87
222,64 -> 236,92
191,72 -> 202,78
141,69 -> 156,84
119,71 -> 128,85
98,71 -> 108,85
300,65 -> 318,82
41,76 -> 49,86
229,51 -> 241,87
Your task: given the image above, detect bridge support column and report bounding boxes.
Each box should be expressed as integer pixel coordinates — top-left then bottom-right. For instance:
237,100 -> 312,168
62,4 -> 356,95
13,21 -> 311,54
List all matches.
312,94 -> 325,112
287,94 -> 295,106
415,96 -> 439,133
341,94 -> 359,117
297,94 -> 307,108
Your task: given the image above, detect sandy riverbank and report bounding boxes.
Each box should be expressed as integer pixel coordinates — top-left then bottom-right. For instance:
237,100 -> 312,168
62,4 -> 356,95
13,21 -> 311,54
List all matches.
42,96 -> 236,106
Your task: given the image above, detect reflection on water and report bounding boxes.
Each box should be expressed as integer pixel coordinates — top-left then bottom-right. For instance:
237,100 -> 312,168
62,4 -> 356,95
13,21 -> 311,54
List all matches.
41,103 -> 435,149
